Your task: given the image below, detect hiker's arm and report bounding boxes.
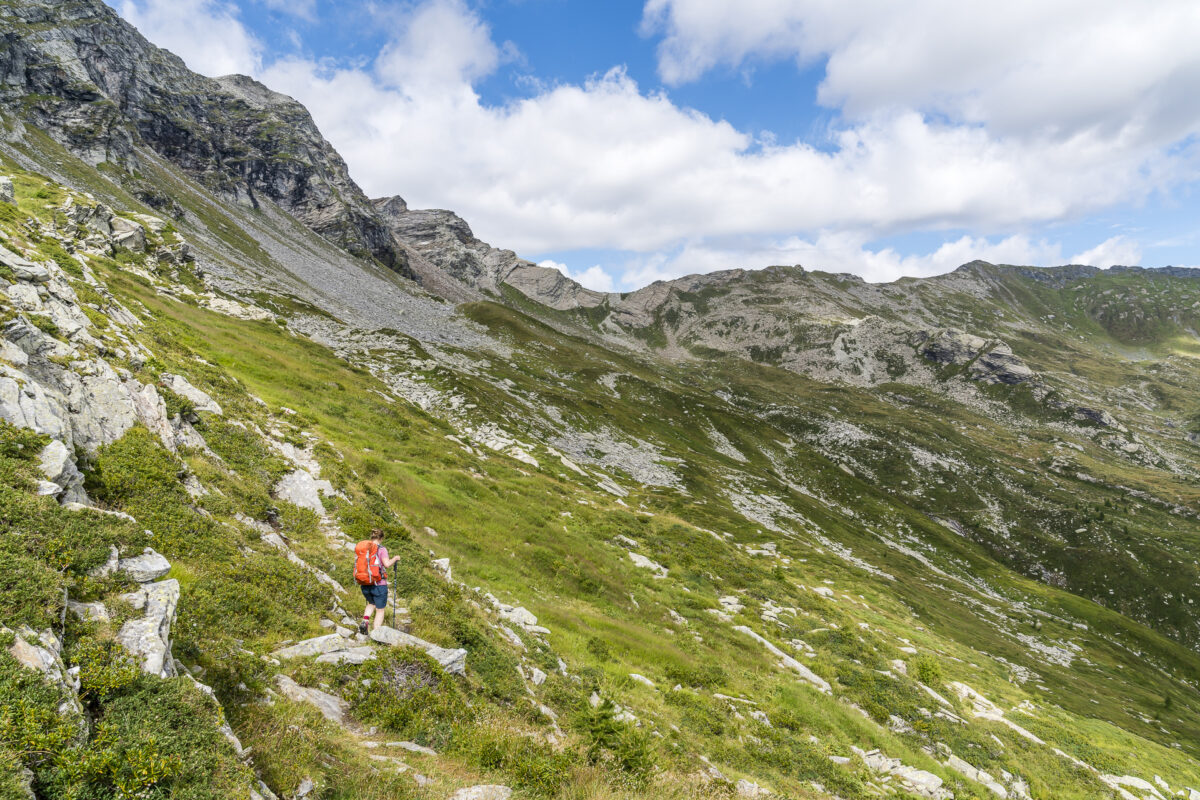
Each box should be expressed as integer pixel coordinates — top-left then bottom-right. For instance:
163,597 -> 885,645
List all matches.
383,553 -> 402,567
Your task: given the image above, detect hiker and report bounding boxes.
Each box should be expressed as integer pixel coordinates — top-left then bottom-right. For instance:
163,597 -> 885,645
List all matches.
354,528 -> 402,634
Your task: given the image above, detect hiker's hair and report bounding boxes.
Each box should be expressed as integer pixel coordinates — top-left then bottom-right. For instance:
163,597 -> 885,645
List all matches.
370,528 -> 384,541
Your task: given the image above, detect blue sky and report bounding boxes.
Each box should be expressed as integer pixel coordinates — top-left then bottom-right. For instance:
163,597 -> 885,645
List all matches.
115,0 -> 1200,291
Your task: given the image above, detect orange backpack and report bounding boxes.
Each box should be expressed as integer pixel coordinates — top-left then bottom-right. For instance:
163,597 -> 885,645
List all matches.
354,540 -> 382,585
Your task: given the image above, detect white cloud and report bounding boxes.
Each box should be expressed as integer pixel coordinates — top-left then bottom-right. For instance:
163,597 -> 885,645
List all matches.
117,0 -> 262,76
375,0 -> 512,93
642,1 -> 1200,143
1069,236 -> 1142,268
539,260 -> 616,293
111,0 -> 1191,290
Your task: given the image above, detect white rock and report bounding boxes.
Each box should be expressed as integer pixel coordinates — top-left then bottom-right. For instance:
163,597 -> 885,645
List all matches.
628,551 -> 668,578
274,469 -> 329,515
733,626 -> 831,694
275,675 -> 349,725
498,605 -> 537,628
529,667 -> 547,686
118,548 -> 172,583
0,176 -> 12,204
38,439 -> 87,503
449,786 -> 512,800
204,296 -> 275,322
67,600 -> 109,623
7,283 -> 43,311
116,579 -> 179,678
629,673 -> 655,688
391,741 -> 437,756
273,634 -> 350,660
5,626 -> 85,726
160,373 -> 223,415
315,647 -> 377,666
369,626 -> 467,675
736,779 -> 770,797
0,244 -> 49,282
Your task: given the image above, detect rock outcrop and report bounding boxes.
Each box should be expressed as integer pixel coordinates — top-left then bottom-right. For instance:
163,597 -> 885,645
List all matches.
0,0 -> 410,273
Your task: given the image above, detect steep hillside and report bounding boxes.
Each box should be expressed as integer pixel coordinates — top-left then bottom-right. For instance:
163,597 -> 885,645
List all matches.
0,4 -> 1199,800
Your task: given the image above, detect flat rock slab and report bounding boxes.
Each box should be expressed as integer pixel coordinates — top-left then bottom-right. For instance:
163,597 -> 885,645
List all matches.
275,675 -> 348,725
315,646 -> 376,665
118,548 -> 171,583
369,626 -> 467,675
449,787 -> 512,800
273,634 -> 349,660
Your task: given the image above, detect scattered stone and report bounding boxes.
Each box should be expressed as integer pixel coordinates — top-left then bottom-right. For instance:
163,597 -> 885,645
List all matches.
449,787 -> 512,800
116,579 -> 180,678
275,675 -> 348,725
736,779 -> 770,797
160,373 -> 223,415
117,548 -> 172,583
273,634 -> 351,660
274,469 -> 335,514
733,626 -> 831,694
391,741 -> 437,756
315,647 -> 376,666
628,552 -> 668,578
0,176 -> 13,204
629,673 -> 655,688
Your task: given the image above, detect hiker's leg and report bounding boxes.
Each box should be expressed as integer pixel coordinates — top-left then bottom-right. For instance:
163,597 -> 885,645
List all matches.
372,586 -> 388,629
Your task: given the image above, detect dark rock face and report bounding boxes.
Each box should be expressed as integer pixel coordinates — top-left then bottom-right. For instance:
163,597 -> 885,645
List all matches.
0,0 -> 409,273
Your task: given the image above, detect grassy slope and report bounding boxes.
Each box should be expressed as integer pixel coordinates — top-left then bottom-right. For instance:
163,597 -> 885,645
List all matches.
0,143 -> 1199,799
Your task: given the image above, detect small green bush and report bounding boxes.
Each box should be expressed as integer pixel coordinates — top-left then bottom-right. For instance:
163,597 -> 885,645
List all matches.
914,654 -> 944,688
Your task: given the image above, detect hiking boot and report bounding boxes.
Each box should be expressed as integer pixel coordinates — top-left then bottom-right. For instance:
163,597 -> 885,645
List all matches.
358,620 -> 369,636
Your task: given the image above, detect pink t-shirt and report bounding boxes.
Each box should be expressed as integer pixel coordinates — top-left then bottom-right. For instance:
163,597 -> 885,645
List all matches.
376,546 -> 389,585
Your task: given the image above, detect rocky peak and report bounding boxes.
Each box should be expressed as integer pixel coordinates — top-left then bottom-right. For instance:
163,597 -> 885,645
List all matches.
0,0 -> 411,273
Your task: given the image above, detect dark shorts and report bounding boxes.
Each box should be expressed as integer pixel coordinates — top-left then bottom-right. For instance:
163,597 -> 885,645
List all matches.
361,583 -> 387,608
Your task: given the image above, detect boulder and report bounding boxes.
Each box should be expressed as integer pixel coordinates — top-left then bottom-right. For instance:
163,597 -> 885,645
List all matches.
969,344 -> 1034,385
449,787 -> 512,800
628,552 -> 668,578
315,646 -> 376,665
274,675 -> 348,725
498,605 -> 537,628
0,245 -> 50,283
67,600 -> 109,623
274,469 -> 332,515
38,439 -> 87,503
110,217 -> 146,252
88,545 -> 121,578
118,548 -> 172,583
116,579 -> 179,678
0,365 -> 72,446
273,634 -> 350,660
160,373 -> 223,415
6,626 -> 85,728
7,283 -> 43,311
917,329 -> 987,365
368,626 -> 467,675
0,176 -> 13,204
736,779 -> 770,797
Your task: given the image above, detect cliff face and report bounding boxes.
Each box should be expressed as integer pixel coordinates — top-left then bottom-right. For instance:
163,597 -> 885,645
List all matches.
0,0 -> 410,272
